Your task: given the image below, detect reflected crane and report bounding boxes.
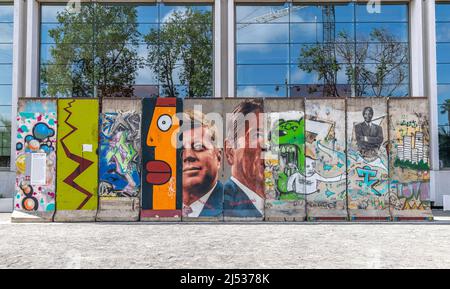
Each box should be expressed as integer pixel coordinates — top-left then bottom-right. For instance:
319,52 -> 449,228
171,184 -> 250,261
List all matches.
237,5 -> 337,96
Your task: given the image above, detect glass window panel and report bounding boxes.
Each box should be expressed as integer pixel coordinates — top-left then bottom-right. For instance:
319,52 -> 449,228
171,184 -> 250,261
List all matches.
0,5 -> 13,22
237,44 -> 289,64
438,104 -> 450,126
356,23 -> 408,42
135,5 -> 158,23
438,85 -> 450,105
237,85 -> 287,98
436,23 -> 450,43
437,43 -> 450,63
0,44 -> 12,63
290,65 -> 321,84
96,23 -> 156,44
0,106 -> 11,125
359,84 -> 409,97
41,23 -> 94,44
160,5 -> 212,23
335,23 -> 354,41
97,4 -> 156,24
0,85 -> 12,105
0,64 -> 12,84
436,4 -> 450,22
237,4 -> 289,23
290,23 -> 323,43
237,65 -> 288,85
290,5 -> 323,23
0,23 -> 13,43
438,64 -> 450,84
237,23 -> 289,44
356,4 -> 408,22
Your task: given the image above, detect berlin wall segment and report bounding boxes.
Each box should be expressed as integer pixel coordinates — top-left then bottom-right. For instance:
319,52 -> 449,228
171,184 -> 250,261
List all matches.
11,97 -> 433,222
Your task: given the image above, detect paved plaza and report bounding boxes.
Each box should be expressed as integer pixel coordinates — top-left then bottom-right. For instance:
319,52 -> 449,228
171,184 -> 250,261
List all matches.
1,213 -> 450,269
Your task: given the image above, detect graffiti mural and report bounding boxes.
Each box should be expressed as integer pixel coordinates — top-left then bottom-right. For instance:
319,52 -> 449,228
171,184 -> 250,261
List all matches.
223,99 -> 265,221
182,99 -> 224,221
264,99 -> 306,221
97,99 -> 141,221
389,98 -> 433,220
347,98 -> 391,220
11,97 -> 435,223
141,98 -> 182,221
55,99 -> 99,221
305,99 -> 347,221
13,99 -> 57,222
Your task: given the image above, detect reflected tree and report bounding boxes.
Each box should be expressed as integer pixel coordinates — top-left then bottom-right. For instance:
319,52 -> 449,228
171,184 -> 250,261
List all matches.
299,28 -> 408,97
41,4 -> 143,98
145,8 -> 213,97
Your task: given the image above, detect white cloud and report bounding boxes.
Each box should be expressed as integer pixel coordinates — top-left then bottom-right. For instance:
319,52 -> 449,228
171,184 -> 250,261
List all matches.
236,86 -> 267,97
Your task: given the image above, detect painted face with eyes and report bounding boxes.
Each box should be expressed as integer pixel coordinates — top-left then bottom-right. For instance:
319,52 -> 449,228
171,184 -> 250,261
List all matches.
182,126 -> 221,200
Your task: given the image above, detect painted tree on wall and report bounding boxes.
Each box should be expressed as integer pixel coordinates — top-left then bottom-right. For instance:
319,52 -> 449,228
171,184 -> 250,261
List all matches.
40,4 -> 143,98
299,28 -> 408,97
144,8 -> 213,97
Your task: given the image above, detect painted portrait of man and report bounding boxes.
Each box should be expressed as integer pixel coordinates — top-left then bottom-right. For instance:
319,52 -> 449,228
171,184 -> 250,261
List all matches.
182,110 -> 223,218
224,100 -> 265,218
355,106 -> 383,158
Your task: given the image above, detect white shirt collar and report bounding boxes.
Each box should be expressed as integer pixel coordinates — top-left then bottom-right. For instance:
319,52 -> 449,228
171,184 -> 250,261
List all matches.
230,176 -> 264,215
186,182 -> 217,218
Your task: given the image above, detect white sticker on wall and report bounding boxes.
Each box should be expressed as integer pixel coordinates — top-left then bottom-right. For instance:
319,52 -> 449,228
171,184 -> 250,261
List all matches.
30,153 -> 47,185
82,144 -> 93,152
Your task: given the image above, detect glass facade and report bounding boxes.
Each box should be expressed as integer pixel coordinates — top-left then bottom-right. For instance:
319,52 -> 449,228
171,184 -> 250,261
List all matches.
0,3 -> 13,168
436,3 -> 450,169
236,2 -> 410,97
40,3 -> 213,98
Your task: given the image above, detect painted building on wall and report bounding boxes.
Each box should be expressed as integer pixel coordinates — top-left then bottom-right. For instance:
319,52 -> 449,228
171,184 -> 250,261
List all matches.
0,0 -> 450,214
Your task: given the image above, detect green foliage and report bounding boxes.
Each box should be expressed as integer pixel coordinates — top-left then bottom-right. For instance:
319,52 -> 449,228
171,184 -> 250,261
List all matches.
438,126 -> 450,168
41,4 -> 143,97
145,8 -> 213,97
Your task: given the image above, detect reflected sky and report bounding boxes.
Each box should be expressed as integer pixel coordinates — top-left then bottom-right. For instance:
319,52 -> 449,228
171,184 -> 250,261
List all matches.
0,3 -> 12,160
236,3 -> 410,97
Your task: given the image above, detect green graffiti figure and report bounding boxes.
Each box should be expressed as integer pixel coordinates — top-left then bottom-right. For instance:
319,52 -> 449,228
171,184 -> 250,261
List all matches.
270,118 -> 305,198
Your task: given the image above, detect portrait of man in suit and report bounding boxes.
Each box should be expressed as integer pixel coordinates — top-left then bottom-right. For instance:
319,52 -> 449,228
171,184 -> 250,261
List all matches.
224,100 -> 265,218
182,110 -> 223,218
355,106 -> 384,158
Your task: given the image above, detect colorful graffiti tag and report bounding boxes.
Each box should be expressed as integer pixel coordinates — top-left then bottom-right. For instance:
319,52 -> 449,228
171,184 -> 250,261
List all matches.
264,99 -> 306,221
14,99 -> 57,220
141,98 -> 182,220
305,99 -> 347,220
389,98 -> 433,220
99,112 -> 141,198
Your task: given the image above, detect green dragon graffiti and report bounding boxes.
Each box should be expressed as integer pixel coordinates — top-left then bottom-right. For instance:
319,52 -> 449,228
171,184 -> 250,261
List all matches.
270,118 -> 305,198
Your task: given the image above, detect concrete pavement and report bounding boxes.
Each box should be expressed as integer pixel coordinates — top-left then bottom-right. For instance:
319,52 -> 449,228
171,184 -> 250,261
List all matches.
1,213 -> 450,269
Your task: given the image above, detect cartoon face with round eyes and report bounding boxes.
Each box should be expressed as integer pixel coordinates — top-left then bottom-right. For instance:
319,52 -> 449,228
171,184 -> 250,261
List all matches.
145,98 -> 180,210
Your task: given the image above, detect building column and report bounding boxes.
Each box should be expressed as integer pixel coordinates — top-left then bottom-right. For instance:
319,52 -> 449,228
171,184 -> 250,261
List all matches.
25,0 -> 39,98
410,0 -> 425,97
424,0 -> 445,205
214,0 -> 221,98
9,0 -> 26,172
227,0 -> 235,97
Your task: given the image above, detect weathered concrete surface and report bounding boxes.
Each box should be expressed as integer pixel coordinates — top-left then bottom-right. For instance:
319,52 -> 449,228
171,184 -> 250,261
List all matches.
1,213 -> 450,269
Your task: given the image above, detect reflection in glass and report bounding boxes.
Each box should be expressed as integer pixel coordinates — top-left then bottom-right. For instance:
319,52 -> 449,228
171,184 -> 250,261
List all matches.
236,3 -> 410,97
40,3 -> 213,98
437,3 -> 450,168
